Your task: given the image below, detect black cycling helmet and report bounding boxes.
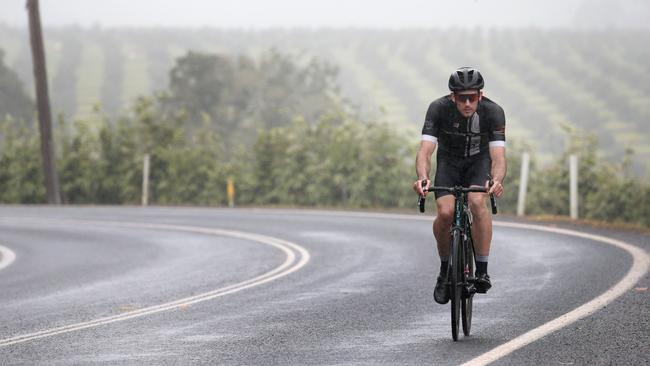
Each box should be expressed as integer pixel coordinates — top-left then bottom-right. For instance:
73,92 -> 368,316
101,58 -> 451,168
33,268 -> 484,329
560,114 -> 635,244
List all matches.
448,67 -> 484,91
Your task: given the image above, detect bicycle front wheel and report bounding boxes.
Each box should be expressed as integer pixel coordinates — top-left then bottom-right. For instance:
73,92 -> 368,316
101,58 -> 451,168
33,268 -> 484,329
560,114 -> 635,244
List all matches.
450,229 -> 462,341
462,235 -> 474,336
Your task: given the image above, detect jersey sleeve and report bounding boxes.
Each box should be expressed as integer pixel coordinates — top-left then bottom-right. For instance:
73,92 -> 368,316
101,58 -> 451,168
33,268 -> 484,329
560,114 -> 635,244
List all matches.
488,104 -> 506,147
421,102 -> 439,143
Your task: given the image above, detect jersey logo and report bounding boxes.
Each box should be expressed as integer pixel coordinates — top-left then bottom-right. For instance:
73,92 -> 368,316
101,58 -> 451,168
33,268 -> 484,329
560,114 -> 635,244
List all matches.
470,114 -> 480,133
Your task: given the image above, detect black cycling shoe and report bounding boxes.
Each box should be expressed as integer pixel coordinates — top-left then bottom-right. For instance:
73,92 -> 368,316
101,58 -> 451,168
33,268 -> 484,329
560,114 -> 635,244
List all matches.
434,275 -> 449,304
474,273 -> 492,293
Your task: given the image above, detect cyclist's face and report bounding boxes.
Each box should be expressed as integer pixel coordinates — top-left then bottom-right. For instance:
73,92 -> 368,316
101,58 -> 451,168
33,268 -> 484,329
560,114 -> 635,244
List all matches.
453,90 -> 482,118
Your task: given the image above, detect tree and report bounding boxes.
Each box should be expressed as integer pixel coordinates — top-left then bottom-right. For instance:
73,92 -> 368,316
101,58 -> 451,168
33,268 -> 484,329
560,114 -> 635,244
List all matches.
254,50 -> 342,130
0,49 -> 34,122
165,52 -> 248,137
164,50 -> 344,148
0,117 -> 45,203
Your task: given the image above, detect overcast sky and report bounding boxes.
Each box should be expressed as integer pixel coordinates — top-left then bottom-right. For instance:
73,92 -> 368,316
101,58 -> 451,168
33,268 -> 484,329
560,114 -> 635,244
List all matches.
0,0 -> 648,29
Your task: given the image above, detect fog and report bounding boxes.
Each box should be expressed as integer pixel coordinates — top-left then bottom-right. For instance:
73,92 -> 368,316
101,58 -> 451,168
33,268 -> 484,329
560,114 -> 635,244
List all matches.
1,0 -> 648,29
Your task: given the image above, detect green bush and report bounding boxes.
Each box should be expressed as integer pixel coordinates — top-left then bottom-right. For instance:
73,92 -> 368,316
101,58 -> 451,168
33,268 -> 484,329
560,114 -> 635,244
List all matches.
2,109 -> 649,230
239,116 -> 413,208
0,118 -> 45,203
522,126 -> 649,227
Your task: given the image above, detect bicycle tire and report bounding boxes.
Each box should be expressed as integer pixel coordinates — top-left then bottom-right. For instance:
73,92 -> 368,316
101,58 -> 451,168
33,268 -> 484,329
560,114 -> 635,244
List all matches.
450,230 -> 462,341
462,235 -> 474,336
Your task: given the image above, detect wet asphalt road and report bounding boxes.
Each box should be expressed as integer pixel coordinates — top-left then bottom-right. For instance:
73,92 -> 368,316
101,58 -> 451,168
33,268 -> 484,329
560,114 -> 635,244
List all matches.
0,206 -> 648,365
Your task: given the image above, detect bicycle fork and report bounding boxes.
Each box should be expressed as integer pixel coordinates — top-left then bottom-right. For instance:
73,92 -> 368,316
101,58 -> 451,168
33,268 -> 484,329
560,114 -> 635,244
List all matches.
462,233 -> 477,298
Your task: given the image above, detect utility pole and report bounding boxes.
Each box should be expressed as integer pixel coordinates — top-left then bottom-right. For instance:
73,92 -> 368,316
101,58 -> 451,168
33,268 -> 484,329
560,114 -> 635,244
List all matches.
27,0 -> 61,204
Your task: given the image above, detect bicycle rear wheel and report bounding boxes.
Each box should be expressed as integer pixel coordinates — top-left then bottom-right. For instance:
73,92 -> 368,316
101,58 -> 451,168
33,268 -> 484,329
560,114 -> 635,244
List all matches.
450,230 -> 462,341
462,236 -> 474,336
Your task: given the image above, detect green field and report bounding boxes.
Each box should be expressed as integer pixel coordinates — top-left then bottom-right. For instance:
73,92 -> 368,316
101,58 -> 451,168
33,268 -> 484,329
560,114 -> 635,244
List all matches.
1,26 -> 648,175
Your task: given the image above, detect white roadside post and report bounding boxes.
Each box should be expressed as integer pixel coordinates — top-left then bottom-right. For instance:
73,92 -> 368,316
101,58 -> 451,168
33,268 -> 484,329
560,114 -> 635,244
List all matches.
142,153 -> 150,206
570,154 -> 578,219
516,152 -> 530,217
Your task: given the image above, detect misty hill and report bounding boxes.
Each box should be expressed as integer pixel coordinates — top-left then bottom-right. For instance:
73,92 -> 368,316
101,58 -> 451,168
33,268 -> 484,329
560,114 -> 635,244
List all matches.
1,26 -> 648,174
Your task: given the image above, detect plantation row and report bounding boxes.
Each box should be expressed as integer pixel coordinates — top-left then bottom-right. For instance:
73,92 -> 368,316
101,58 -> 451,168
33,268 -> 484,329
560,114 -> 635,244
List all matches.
1,26 -> 648,174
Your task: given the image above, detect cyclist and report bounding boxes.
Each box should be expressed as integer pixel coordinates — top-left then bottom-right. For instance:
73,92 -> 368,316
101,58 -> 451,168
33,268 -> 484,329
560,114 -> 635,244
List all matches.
413,67 -> 506,304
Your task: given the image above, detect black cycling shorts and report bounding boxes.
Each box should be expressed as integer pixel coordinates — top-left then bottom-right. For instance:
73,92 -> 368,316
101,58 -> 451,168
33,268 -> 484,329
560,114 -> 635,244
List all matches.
434,152 -> 491,199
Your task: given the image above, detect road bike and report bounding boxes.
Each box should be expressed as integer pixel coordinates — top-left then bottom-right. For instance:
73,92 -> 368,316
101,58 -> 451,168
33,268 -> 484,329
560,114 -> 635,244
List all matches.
418,182 -> 497,341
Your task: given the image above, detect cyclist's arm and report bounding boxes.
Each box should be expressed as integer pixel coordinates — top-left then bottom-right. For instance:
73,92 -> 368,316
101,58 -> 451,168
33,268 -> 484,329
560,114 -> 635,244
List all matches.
487,103 -> 506,196
489,145 -> 506,183
415,101 -> 441,195
416,137 -> 437,181
414,137 -> 437,196
488,145 -> 506,197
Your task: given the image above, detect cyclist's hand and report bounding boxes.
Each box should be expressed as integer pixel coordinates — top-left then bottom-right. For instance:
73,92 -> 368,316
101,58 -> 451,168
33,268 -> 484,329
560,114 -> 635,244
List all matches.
413,179 -> 430,196
486,179 -> 504,198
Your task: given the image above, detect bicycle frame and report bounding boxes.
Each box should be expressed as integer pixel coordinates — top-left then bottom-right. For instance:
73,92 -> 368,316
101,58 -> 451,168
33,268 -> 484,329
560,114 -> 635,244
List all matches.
451,190 -> 467,235
449,190 -> 476,294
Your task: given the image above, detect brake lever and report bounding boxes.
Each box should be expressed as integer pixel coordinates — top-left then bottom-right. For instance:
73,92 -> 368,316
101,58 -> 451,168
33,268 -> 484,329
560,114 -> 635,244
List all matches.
417,180 -> 427,213
487,174 -> 498,215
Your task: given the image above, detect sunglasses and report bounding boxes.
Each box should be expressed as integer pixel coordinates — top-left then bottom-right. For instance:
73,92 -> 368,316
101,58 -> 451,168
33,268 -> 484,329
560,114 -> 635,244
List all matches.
454,93 -> 480,103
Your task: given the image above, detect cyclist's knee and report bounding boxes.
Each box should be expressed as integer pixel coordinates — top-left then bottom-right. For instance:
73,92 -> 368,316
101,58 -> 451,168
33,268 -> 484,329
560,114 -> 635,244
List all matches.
436,203 -> 454,223
468,194 -> 488,216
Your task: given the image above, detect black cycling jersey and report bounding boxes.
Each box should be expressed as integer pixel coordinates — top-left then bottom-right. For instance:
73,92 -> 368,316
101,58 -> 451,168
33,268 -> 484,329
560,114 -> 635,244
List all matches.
421,95 -> 506,158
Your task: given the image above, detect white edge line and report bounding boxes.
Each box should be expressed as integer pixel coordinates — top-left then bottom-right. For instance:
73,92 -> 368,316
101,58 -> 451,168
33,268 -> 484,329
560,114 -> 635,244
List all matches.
461,222 -> 650,366
0,221 -> 310,348
0,244 -> 16,270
